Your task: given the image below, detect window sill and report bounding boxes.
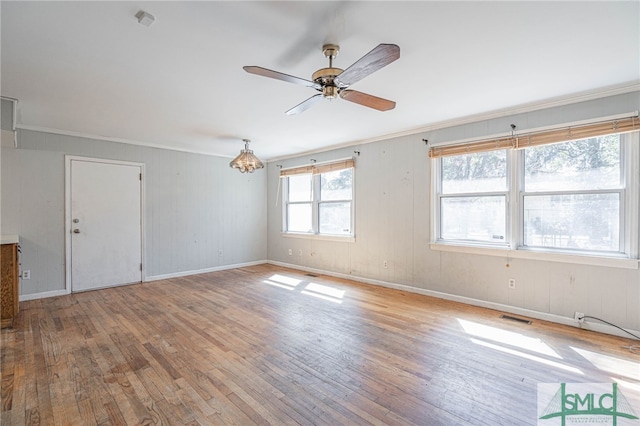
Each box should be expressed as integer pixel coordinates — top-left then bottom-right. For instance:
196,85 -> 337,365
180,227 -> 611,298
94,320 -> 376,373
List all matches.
430,242 -> 639,270
282,232 -> 355,243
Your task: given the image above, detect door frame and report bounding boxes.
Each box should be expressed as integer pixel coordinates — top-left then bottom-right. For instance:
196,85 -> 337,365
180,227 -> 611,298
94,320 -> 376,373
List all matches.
64,155 -> 146,294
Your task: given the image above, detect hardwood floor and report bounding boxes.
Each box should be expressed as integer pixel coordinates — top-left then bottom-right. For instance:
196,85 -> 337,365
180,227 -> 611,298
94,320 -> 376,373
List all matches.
1,264 -> 639,425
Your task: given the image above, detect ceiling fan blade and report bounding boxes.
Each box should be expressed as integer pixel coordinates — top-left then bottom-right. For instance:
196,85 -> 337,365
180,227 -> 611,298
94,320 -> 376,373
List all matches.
286,94 -> 323,115
339,89 -> 396,111
243,66 -> 322,90
334,43 -> 400,87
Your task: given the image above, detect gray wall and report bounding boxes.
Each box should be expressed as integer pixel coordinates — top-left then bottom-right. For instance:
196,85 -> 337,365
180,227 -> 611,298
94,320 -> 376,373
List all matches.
267,92 -> 640,332
1,98 -> 15,131
1,130 -> 267,296
2,91 -> 638,333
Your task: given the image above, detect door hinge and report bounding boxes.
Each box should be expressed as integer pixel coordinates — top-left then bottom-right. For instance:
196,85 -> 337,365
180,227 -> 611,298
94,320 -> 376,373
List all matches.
139,173 -> 142,181
140,263 -> 143,271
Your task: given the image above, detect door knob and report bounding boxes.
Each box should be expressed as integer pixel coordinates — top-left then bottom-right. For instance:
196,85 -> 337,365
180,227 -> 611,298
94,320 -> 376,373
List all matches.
73,229 -> 81,234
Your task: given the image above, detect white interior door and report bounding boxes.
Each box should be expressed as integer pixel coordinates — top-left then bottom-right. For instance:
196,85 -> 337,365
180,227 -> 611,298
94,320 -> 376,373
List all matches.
69,158 -> 142,292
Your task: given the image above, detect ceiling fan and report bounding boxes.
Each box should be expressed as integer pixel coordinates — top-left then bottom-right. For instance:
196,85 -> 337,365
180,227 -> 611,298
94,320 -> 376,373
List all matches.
243,43 -> 400,115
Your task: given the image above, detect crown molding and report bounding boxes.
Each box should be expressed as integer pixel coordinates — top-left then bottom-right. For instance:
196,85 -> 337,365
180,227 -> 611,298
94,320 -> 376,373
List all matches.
12,81 -> 639,163
267,81 -> 640,163
14,124 -> 234,159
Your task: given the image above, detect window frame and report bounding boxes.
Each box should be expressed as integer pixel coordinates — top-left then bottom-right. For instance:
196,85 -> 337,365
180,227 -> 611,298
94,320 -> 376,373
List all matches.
317,170 -> 354,236
282,164 -> 355,240
283,173 -> 314,234
434,150 -> 512,247
431,127 -> 639,268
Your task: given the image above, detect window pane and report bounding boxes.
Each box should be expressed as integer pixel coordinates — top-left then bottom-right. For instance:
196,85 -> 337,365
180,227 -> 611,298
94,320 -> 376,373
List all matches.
442,151 -> 507,194
287,203 -> 312,233
320,169 -> 353,201
441,196 -> 506,242
319,202 -> 351,235
523,193 -> 619,251
288,174 -> 312,202
524,135 -> 620,191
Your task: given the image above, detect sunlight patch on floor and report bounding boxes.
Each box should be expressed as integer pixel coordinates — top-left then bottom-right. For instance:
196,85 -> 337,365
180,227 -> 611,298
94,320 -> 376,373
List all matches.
263,275 -> 345,304
470,338 -> 584,375
263,274 -> 303,290
457,318 -> 561,358
301,282 -> 345,304
571,346 -> 640,380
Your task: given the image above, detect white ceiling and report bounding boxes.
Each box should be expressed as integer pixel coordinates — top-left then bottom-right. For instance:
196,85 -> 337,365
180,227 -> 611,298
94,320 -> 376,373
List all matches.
2,1 -> 639,160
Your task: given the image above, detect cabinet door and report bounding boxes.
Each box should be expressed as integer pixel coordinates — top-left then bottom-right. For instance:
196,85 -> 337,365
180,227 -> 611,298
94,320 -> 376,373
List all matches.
1,243 -> 19,328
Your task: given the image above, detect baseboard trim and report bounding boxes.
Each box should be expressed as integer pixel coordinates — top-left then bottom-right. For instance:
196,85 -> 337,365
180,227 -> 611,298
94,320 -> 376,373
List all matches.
19,289 -> 69,302
268,261 -> 640,340
18,260 -> 269,300
145,260 -> 268,282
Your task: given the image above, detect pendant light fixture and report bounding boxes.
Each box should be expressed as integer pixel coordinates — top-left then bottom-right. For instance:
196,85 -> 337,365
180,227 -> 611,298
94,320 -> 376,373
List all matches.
229,139 -> 264,173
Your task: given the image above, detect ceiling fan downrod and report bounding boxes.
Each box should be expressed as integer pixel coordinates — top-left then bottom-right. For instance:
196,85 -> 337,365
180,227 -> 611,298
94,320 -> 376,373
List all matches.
312,44 -> 342,99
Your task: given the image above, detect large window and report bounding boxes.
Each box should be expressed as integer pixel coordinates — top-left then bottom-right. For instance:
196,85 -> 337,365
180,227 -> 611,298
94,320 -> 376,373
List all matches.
432,118 -> 639,259
283,161 -> 354,237
440,150 -> 508,244
521,135 -> 622,253
286,174 -> 313,233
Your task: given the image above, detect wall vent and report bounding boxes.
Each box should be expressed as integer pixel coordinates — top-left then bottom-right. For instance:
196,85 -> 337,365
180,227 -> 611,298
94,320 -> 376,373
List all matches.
305,273 -> 318,277
500,314 -> 532,325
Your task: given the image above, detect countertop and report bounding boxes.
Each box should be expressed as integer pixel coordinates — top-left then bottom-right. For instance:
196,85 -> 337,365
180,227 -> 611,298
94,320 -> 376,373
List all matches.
1,235 -> 19,244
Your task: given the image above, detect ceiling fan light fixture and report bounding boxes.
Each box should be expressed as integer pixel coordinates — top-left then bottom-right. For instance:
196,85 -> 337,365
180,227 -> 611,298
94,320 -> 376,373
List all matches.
323,85 -> 338,99
230,139 -> 264,173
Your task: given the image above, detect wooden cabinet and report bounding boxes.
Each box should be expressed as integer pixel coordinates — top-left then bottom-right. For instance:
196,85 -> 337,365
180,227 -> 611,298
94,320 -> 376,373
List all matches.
1,242 -> 19,328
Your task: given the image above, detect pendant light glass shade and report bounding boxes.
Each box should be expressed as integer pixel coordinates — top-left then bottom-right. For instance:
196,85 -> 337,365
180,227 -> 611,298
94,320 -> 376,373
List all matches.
229,139 -> 264,173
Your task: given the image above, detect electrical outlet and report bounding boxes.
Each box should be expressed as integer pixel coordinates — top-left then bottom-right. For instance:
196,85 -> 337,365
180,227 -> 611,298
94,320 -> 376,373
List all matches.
383,260 -> 388,269
288,249 -> 292,256
22,270 -> 30,280
508,278 -> 516,289
574,311 -> 585,323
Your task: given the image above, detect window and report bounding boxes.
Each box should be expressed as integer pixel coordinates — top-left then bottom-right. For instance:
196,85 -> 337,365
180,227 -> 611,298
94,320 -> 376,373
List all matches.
286,174 -> 313,233
432,116 -> 639,260
282,160 -> 354,237
521,135 -> 622,253
439,150 -> 508,244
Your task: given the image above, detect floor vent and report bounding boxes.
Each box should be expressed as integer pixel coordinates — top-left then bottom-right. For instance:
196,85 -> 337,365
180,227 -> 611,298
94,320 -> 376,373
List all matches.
500,314 -> 532,325
305,273 -> 318,277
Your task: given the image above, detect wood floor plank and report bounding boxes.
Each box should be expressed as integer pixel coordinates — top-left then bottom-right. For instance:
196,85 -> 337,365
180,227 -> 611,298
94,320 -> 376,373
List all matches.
4,330 -> 26,425
31,314 -> 55,425
173,377 -> 220,425
2,264 -> 639,425
103,400 -> 127,425
1,330 -> 15,412
117,369 -> 161,424
199,367 -> 265,425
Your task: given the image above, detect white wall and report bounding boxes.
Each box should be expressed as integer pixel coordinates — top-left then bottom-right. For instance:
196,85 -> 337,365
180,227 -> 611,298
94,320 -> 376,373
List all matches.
1,129 -> 267,297
266,91 -> 640,333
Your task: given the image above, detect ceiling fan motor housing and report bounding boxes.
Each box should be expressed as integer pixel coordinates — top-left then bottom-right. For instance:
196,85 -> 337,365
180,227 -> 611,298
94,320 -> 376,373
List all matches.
312,67 -> 343,99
